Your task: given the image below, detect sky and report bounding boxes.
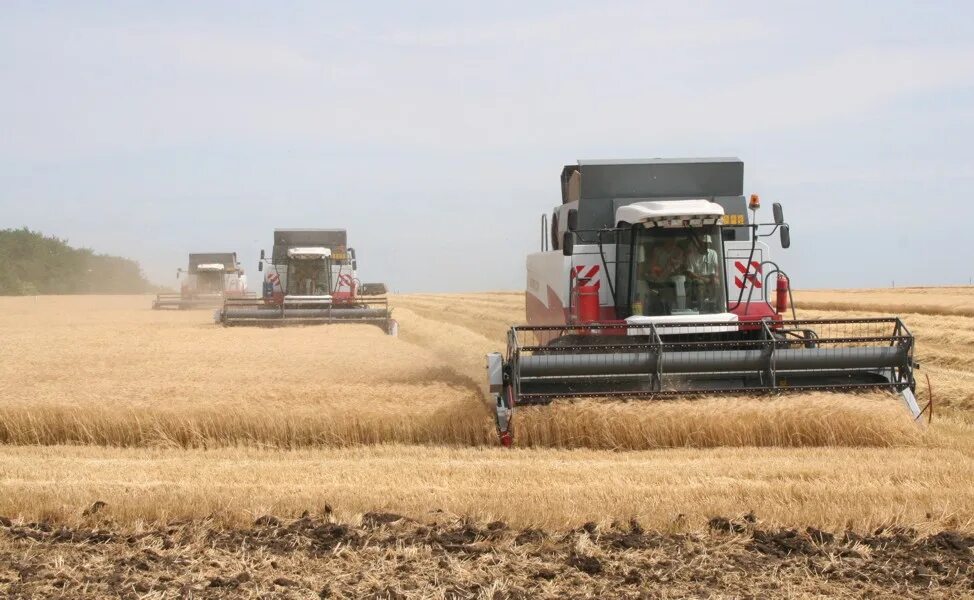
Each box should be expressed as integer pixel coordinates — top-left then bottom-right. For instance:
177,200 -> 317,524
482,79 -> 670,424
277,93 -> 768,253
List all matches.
2,1 -> 973,292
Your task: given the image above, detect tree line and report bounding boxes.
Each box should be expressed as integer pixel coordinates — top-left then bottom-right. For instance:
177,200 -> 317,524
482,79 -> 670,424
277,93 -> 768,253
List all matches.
0,228 -> 154,295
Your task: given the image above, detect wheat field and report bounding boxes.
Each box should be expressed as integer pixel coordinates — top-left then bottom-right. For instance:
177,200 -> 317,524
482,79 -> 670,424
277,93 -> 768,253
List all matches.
794,286 -> 974,317
0,293 -> 934,449
0,289 -> 973,533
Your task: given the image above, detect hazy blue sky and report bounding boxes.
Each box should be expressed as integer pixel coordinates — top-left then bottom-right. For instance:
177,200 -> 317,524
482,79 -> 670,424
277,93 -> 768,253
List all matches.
2,1 -> 972,291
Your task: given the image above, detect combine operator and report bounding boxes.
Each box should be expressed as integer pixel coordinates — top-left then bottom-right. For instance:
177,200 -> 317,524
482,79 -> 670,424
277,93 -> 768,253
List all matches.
638,237 -> 686,313
686,236 -> 719,312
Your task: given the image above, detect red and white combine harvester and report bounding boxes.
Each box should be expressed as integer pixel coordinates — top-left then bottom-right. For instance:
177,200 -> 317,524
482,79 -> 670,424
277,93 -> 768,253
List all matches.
216,229 -> 396,335
487,158 -> 921,446
153,252 -> 251,310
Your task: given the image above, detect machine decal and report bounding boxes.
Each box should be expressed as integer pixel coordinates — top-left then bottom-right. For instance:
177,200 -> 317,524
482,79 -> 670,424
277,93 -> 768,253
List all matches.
572,265 -> 600,279
733,261 -> 762,289
571,265 -> 601,289
525,284 -> 568,326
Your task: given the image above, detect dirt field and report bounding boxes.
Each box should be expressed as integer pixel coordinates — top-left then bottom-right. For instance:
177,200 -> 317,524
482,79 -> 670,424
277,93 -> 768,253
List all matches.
1,289 -> 973,597
2,515 -> 971,599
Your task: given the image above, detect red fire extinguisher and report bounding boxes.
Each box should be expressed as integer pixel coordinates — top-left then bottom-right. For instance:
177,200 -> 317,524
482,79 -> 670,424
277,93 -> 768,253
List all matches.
775,274 -> 789,314
574,279 -> 600,324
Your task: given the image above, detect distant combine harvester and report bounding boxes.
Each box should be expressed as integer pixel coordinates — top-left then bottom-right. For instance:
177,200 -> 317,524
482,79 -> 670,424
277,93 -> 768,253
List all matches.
153,252 -> 252,310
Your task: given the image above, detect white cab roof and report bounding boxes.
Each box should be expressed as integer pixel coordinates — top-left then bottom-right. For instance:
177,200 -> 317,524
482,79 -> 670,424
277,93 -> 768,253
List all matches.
615,199 -> 724,225
287,246 -> 332,259
195,263 -> 226,271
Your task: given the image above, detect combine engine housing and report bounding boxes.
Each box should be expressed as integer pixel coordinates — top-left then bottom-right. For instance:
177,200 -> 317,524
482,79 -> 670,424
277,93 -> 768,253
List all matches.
488,158 -> 920,446
218,229 -> 396,335
153,252 -> 252,310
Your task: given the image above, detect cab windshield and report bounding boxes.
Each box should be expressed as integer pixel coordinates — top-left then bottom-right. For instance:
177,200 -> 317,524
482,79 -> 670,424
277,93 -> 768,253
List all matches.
196,271 -> 224,293
286,258 -> 332,296
631,225 -> 726,316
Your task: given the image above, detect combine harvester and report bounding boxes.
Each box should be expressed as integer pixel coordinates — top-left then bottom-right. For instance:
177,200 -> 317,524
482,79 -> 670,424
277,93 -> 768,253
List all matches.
487,158 -> 921,446
216,229 -> 397,335
153,253 -> 251,310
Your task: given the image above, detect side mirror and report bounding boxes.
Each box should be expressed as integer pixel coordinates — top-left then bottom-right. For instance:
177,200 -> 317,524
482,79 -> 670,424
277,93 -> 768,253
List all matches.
780,224 -> 791,249
258,262 -> 264,272
567,208 -> 578,231
562,232 -> 574,256
772,202 -> 784,225
550,212 -> 560,250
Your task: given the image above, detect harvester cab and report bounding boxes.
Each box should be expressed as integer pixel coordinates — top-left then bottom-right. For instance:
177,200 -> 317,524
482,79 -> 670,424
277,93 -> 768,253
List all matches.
153,252 -> 251,310
265,245 -> 336,300
217,229 -> 397,335
487,158 -> 920,446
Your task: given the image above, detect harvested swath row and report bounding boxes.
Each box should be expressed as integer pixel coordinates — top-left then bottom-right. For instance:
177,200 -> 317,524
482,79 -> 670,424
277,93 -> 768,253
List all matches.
399,291 -> 525,306
394,291 -> 525,314
394,294 -> 525,318
794,287 -> 974,318
394,295 -> 523,324
392,293 -> 524,344
2,442 -> 972,532
393,305 -> 501,388
797,301 -> 974,318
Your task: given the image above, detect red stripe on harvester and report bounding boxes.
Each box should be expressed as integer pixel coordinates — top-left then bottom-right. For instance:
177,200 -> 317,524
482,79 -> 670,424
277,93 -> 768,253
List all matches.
734,261 -> 762,275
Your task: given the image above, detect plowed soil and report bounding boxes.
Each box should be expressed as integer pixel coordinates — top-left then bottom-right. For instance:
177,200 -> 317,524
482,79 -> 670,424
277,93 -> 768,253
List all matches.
1,513 -> 971,599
